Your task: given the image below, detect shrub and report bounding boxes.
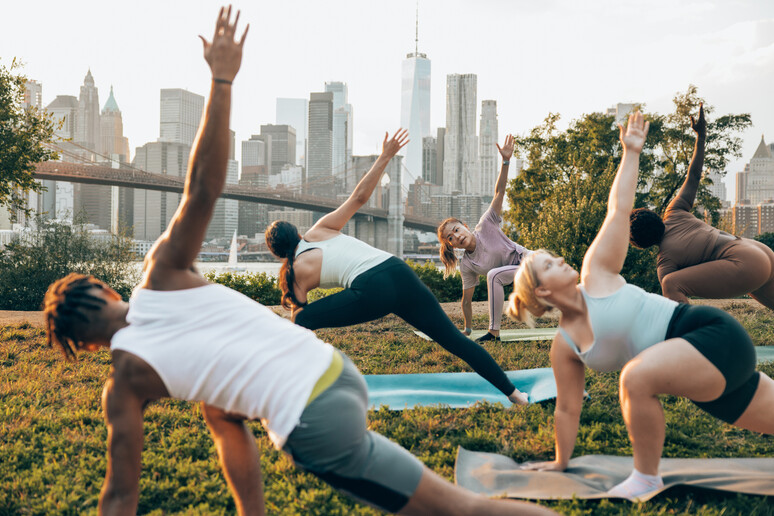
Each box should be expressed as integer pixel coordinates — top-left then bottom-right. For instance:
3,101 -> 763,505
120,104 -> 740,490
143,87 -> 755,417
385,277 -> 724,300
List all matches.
0,216 -> 139,310
405,260 -> 494,303
203,271 -> 282,306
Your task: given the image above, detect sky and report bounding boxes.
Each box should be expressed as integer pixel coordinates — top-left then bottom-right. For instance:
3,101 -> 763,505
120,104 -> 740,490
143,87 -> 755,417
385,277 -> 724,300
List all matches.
2,0 -> 773,201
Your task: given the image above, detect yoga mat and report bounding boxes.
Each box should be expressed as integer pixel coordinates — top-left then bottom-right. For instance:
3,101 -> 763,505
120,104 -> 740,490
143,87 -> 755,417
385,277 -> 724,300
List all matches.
365,368 -> 557,410
413,328 -> 557,342
756,346 -> 774,363
455,447 -> 774,501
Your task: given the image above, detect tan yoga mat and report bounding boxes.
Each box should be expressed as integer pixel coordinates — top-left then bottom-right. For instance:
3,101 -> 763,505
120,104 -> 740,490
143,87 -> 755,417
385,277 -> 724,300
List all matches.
455,447 -> 774,501
413,328 -> 557,342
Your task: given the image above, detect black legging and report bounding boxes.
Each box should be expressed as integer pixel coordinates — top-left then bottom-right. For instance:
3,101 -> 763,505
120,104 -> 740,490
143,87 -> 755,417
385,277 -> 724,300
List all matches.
295,256 -> 517,396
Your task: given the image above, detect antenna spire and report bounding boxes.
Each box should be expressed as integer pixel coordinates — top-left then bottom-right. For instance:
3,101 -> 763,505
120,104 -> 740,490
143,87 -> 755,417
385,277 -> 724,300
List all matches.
415,0 -> 419,55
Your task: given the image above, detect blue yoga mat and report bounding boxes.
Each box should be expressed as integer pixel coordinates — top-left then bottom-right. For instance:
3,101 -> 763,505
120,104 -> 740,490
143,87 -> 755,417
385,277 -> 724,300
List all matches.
365,368 -> 557,410
756,346 -> 774,363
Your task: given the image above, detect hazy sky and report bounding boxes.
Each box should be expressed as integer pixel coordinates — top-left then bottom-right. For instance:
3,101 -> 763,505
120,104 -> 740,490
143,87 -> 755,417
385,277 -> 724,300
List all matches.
2,0 -> 773,200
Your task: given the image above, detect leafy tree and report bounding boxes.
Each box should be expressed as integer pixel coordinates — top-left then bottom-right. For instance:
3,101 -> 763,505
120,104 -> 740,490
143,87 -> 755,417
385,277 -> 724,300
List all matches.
0,216 -> 139,310
504,87 -> 750,291
640,85 -> 751,224
755,232 -> 774,251
0,58 -> 59,218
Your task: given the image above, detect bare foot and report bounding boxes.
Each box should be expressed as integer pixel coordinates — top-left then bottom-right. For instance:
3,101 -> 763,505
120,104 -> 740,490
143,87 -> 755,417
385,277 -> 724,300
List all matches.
508,389 -> 529,405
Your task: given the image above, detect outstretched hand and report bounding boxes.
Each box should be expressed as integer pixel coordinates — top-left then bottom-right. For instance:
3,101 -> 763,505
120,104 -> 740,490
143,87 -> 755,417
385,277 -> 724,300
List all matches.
381,129 -> 410,158
496,134 -> 515,161
690,103 -> 706,140
618,111 -> 650,154
199,6 -> 249,82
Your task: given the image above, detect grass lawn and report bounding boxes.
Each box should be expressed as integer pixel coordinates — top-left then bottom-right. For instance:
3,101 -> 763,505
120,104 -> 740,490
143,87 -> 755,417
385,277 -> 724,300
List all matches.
1,300 -> 773,515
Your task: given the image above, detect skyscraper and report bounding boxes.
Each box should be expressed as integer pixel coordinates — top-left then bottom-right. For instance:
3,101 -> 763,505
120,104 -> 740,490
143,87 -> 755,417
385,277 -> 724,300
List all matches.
259,124 -> 296,175
400,8 -> 431,188
325,82 -> 353,176
74,70 -> 112,229
276,98 -> 307,166
159,89 -> 205,147
307,91 -> 334,196
478,100 -> 498,196
442,74 -> 478,194
76,70 -> 100,151
22,80 -> 42,110
100,86 -> 130,161
745,136 -> 774,205
132,141 -> 190,240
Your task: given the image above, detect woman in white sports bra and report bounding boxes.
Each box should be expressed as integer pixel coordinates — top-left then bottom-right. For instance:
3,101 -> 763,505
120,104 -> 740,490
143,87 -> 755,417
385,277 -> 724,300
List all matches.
507,111 -> 774,500
266,130 -> 528,405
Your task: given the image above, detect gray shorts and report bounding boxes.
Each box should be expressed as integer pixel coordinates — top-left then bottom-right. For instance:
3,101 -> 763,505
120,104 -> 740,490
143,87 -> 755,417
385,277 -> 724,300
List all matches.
283,353 -> 424,513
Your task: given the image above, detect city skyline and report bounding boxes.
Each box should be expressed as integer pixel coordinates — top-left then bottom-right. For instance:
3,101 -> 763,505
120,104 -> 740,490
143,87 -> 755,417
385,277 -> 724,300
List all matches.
2,0 -> 773,201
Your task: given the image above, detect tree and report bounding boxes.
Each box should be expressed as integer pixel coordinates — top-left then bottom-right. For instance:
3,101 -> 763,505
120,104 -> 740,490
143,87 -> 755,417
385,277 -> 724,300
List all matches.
0,58 -> 59,218
755,233 -> 774,251
0,216 -> 139,310
504,87 -> 751,292
639,85 -> 751,225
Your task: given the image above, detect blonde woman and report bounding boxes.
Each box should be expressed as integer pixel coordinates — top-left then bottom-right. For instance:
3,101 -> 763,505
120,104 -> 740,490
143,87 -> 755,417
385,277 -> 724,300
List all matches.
508,111 -> 774,500
437,134 -> 530,342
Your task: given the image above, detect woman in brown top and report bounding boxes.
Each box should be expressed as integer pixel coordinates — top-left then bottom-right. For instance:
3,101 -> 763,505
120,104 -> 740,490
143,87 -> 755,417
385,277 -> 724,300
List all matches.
629,105 -> 774,309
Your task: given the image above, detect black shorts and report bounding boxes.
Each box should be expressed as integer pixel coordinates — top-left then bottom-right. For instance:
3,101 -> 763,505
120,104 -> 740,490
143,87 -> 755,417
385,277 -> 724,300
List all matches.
665,304 -> 760,423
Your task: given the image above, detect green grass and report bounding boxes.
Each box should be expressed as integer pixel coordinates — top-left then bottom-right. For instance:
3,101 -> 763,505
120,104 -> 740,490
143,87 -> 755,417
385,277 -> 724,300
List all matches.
1,303 -> 773,515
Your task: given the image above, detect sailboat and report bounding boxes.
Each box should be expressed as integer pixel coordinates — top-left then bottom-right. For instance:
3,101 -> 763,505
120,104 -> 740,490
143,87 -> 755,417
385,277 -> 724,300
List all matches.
225,230 -> 245,272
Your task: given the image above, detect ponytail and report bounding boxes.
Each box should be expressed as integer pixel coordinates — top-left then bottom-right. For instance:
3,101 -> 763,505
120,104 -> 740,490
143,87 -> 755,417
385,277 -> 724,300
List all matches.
265,220 -> 306,310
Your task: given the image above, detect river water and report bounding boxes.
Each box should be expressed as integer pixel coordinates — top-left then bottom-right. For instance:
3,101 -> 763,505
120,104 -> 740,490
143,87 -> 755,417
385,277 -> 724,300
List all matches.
132,261 -> 284,277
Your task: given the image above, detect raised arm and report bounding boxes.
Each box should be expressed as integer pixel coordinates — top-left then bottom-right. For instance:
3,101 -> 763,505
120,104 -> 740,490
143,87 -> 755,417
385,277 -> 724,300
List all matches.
666,104 -> 706,213
489,134 -> 514,215
98,378 -> 145,516
580,111 -> 649,286
149,7 -> 248,272
310,130 -> 409,233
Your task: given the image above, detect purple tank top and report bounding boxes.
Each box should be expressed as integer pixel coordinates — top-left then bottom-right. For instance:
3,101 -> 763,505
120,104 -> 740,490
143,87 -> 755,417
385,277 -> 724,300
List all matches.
460,207 -> 528,289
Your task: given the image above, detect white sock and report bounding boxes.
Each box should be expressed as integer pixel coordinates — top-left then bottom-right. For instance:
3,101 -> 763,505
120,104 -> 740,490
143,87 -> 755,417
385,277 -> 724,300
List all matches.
607,468 -> 664,500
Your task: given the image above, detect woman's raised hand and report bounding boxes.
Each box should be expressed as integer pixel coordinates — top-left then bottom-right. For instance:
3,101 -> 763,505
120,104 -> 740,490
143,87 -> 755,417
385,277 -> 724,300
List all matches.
496,134 -> 515,161
618,111 -> 650,154
690,103 -> 706,140
199,5 -> 250,83
381,129 -> 410,158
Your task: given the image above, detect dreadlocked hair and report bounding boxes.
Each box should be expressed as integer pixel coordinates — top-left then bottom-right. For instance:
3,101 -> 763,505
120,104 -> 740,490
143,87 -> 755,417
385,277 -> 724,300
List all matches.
265,220 -> 306,310
43,273 -> 107,360
437,217 -> 463,279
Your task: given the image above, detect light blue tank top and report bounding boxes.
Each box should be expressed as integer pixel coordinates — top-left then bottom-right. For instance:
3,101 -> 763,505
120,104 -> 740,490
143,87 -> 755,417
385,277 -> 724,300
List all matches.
558,283 -> 678,372
295,234 -> 392,289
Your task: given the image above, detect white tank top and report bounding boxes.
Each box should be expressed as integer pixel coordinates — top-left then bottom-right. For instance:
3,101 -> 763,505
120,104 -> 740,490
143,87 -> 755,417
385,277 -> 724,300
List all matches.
296,233 -> 392,288
111,284 -> 334,449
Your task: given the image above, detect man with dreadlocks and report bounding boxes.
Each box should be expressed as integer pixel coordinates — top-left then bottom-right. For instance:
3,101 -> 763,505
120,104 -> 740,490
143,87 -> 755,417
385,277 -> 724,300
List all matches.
42,7 -> 554,516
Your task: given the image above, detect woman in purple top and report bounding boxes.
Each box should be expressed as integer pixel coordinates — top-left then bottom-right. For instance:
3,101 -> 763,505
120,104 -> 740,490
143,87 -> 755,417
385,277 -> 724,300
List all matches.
438,135 -> 530,342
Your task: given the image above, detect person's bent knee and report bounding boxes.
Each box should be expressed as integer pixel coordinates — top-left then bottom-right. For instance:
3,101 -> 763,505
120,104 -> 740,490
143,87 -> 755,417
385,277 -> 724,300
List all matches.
620,361 -> 654,399
660,274 -> 687,302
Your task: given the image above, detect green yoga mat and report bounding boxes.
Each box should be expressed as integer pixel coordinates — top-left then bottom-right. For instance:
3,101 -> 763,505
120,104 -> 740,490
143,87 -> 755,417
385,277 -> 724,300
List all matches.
455,447 -> 774,501
365,368 -> 557,410
413,328 -> 557,342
